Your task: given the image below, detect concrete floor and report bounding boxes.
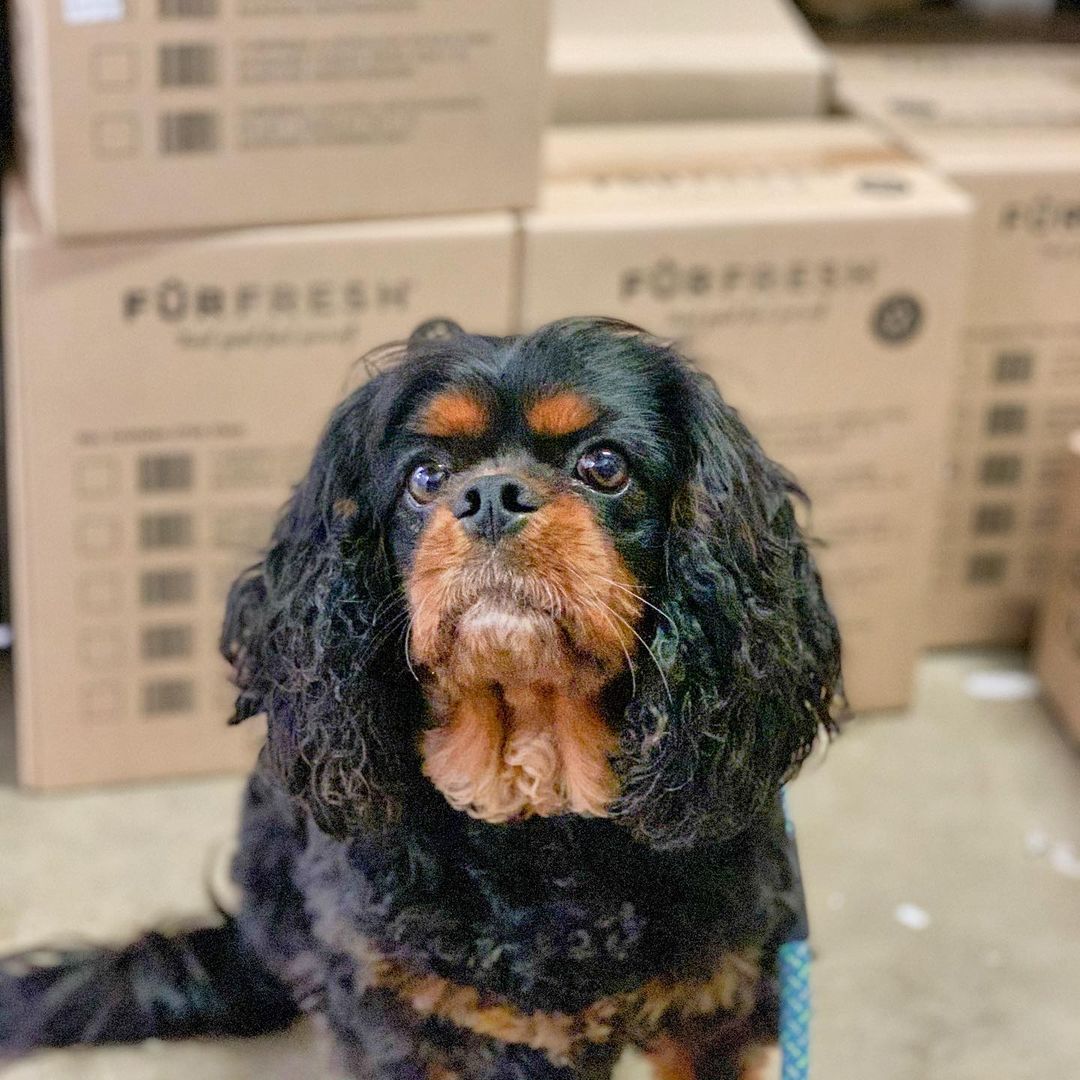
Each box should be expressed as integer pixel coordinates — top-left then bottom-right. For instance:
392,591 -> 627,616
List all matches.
1,650 -> 1078,1079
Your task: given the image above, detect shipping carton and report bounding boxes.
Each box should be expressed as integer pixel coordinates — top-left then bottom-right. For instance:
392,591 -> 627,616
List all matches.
521,121 -> 972,712
549,0 -> 830,124
3,182 -> 518,788
1033,432 -> 1080,744
837,58 -> 1080,646
10,0 -> 548,238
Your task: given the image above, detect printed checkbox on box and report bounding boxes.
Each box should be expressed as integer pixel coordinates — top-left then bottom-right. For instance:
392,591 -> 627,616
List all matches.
92,45 -> 138,91
78,627 -> 126,667
93,113 -> 140,159
75,456 -> 121,499
77,571 -> 123,615
81,681 -> 125,724
75,514 -> 123,556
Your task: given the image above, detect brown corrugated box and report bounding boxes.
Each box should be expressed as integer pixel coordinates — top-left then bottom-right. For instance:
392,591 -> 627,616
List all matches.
2,181 -> 519,788
549,0 -> 830,124
521,120 -> 972,713
837,56 -> 1080,647
10,0 -> 548,238
1033,431 -> 1080,744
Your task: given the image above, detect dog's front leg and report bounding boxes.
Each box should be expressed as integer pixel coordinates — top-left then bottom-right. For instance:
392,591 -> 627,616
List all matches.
637,1035 -> 780,1080
322,984 -> 431,1080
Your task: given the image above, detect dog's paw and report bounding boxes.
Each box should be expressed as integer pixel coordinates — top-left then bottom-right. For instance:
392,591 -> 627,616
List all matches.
613,1039 -> 695,1080
738,1044 -> 780,1080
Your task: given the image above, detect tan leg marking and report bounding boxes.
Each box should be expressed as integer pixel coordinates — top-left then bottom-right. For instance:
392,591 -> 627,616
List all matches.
643,1034 -> 697,1080
739,1043 -> 781,1080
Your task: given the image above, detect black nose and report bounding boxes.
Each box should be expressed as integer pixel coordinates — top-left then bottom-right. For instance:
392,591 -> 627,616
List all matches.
453,474 -> 544,543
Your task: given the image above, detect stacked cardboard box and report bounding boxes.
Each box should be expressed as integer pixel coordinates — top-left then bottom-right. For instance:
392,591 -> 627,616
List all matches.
837,56 -> 1080,646
1034,431 -> 1080,744
3,184 -> 519,787
521,120 -> 972,712
549,0 -> 831,124
11,0 -> 549,237
2,1 -> 547,786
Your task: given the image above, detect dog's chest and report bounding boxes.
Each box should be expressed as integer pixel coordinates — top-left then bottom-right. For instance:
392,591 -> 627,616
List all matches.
298,816 -> 769,1017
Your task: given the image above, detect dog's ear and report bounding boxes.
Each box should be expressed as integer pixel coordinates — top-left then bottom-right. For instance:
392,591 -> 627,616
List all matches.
221,374 -> 419,838
614,363 -> 842,850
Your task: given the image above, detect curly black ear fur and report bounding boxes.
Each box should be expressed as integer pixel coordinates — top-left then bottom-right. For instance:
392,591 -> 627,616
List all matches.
613,348 -> 843,851
221,371 -> 423,840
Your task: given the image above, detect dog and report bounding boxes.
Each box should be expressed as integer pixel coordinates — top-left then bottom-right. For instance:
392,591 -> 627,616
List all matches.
0,317 -> 841,1079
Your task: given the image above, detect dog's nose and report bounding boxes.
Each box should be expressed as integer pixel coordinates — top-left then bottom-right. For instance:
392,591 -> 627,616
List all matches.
453,474 -> 544,543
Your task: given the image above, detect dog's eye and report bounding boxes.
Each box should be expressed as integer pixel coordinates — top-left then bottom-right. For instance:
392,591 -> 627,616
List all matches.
576,448 -> 628,493
407,463 -> 451,505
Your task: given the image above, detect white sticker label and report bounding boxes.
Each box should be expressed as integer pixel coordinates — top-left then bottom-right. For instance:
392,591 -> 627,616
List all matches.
64,0 -> 126,24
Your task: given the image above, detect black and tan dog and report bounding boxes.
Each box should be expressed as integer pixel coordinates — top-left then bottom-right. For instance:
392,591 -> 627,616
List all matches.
0,318 -> 841,1079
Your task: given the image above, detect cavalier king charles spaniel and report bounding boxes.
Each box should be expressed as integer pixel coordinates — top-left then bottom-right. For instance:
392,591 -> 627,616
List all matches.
1,318 -> 841,1080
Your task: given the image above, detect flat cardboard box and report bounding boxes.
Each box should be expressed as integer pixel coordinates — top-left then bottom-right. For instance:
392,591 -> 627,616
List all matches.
837,57 -> 1080,647
10,0 -> 548,238
522,120 -> 972,713
549,0 -> 830,124
3,182 -> 518,788
1033,431 -> 1080,744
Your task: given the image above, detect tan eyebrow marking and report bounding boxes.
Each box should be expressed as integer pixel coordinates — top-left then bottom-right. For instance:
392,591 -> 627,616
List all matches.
418,392 -> 489,438
526,391 -> 599,438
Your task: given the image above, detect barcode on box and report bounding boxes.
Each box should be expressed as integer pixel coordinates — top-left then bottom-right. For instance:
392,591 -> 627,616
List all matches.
140,512 -> 195,550
142,679 -> 195,716
161,111 -> 220,154
141,624 -> 194,660
160,0 -> 218,16
967,552 -> 1008,586
993,351 -> 1034,384
985,403 -> 1027,436
160,44 -> 218,88
141,569 -> 195,606
972,503 -> 1015,537
139,454 -> 194,493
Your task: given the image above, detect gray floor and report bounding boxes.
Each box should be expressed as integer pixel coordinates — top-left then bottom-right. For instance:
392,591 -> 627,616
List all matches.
1,650 -> 1078,1079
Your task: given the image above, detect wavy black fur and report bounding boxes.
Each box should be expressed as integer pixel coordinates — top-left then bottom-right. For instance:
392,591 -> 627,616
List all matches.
1,319 -> 842,1078
0,919 -> 296,1057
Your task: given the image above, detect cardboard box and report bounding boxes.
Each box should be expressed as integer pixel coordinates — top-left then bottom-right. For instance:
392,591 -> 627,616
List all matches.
549,0 -> 830,124
522,120 -> 972,712
834,44 -> 1080,82
10,0 -> 548,238
837,57 -> 1080,646
1034,432 -> 1080,744
3,182 -> 518,788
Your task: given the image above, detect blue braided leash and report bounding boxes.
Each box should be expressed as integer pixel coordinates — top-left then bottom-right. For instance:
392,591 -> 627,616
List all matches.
778,793 -> 811,1080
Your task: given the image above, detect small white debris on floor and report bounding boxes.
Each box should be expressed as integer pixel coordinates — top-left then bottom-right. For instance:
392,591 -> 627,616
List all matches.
964,671 -> 1041,702
826,891 -> 847,912
1024,829 -> 1051,857
1048,842 -> 1080,880
894,903 -> 932,931
1022,831 -> 1080,879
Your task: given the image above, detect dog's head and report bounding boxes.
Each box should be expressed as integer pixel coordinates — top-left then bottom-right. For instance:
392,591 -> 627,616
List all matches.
223,318 -> 841,849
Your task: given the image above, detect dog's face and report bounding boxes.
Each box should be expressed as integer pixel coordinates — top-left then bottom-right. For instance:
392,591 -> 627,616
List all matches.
379,330 -> 681,822
389,372 -> 664,693
224,319 -> 841,848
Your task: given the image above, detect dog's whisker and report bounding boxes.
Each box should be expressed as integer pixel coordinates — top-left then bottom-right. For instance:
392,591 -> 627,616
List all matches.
577,595 -> 637,699
563,566 -> 673,705
571,568 -> 677,629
